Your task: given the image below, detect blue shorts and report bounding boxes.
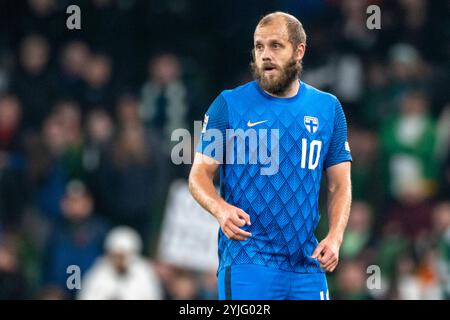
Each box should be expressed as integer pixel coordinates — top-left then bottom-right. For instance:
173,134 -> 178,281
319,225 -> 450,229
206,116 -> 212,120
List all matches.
218,264 -> 329,300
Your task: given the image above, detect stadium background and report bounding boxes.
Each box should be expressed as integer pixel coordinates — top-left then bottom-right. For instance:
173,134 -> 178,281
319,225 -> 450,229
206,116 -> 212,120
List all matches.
0,0 -> 449,299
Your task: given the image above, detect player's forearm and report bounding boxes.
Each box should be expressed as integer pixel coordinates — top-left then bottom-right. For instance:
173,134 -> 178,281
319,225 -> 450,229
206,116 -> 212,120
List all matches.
188,169 -> 226,219
326,181 -> 352,244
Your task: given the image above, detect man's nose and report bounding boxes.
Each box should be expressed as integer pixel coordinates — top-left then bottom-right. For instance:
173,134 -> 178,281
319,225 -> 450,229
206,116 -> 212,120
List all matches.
261,47 -> 272,61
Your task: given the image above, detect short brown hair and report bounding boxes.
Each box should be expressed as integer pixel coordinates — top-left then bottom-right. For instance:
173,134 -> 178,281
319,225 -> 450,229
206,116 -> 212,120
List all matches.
256,11 -> 307,48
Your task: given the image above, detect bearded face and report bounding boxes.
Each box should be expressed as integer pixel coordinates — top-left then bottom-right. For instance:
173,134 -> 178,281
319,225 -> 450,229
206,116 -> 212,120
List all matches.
251,17 -> 305,97
250,52 -> 301,96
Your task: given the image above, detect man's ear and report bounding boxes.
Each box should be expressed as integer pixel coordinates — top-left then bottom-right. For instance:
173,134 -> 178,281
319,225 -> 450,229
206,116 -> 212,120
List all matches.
296,43 -> 306,60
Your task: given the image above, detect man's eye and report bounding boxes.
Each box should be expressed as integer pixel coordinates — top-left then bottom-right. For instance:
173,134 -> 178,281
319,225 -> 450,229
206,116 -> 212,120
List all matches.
255,45 -> 263,50
273,43 -> 281,49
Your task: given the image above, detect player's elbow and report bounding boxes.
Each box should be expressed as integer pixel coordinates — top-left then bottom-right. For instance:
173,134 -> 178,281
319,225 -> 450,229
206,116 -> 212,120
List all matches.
328,179 -> 352,195
188,164 -> 202,196
188,168 -> 197,196
326,163 -> 352,193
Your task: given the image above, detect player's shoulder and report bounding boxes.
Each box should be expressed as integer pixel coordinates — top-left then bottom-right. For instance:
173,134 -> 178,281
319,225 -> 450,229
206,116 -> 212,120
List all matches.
302,81 -> 339,106
220,81 -> 256,101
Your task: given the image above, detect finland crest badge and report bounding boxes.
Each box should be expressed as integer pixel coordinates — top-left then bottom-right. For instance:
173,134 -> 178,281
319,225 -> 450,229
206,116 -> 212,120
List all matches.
304,116 -> 319,134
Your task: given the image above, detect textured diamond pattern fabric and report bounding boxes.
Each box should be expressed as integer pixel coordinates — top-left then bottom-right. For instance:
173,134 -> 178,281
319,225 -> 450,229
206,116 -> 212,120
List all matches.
197,80 -> 352,273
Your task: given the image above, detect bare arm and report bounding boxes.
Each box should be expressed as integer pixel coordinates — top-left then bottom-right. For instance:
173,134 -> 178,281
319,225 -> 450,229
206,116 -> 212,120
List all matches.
326,161 -> 352,243
312,161 -> 352,272
189,152 -> 252,240
188,153 -> 223,216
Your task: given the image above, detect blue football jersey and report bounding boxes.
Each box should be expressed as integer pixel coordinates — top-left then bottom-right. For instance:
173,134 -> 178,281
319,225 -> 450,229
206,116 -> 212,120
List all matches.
197,80 -> 352,273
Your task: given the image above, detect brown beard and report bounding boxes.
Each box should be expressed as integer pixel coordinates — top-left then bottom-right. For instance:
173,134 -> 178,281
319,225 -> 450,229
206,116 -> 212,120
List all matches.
250,53 -> 302,96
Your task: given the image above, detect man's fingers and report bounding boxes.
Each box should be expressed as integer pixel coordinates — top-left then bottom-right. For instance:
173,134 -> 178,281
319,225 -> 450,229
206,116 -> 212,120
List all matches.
229,224 -> 252,238
231,234 -> 246,241
311,243 -> 325,259
230,214 -> 246,227
322,257 -> 337,270
323,257 -> 338,271
222,226 -> 234,239
329,262 -> 339,272
318,249 -> 333,265
223,226 -> 245,241
221,210 -> 245,227
222,226 -> 232,239
319,249 -> 338,270
325,260 -> 338,273
237,209 -> 251,225
223,225 -> 250,241
219,207 -> 252,240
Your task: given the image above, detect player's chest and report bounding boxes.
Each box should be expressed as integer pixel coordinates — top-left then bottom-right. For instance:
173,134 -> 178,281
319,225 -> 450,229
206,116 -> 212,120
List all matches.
228,102 -> 334,144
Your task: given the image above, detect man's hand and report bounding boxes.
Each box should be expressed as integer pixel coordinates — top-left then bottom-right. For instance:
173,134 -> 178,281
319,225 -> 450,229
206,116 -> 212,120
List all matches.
216,203 -> 252,241
189,152 -> 252,241
311,234 -> 342,272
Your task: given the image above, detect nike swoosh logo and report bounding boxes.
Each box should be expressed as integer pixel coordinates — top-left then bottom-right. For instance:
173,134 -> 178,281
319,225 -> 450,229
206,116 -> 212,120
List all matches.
247,120 -> 268,127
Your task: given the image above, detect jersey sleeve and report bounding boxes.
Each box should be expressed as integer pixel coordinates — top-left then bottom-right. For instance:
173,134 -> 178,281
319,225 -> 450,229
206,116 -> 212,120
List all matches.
324,98 -> 353,169
196,93 -> 229,162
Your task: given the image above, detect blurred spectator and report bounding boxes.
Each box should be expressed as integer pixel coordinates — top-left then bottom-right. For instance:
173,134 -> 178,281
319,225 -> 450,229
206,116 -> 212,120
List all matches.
31,113 -> 66,221
78,226 -> 162,300
197,271 -> 218,300
116,93 -> 141,128
94,124 -> 162,247
334,259 -> 371,300
433,202 -> 450,299
362,60 -> 391,129
386,197 -> 435,240
0,51 -> 13,94
53,100 -> 85,180
32,101 -> 85,221
394,253 -> 421,299
157,179 -> 219,272
394,249 -> 442,300
347,127 -> 380,204
340,0 -> 377,51
381,90 -> 438,202
81,53 -> 113,110
11,34 -> 55,130
436,105 -> 450,165
41,180 -> 108,296
168,270 -> 200,300
0,94 -> 22,153
376,221 -> 410,282
341,201 -> 373,259
0,94 -> 26,227
436,105 -> 450,200
82,109 -> 115,220
380,90 -> 439,239
387,43 -> 431,105
18,0 -> 64,46
35,284 -> 68,300
416,250 -> 442,299
160,265 -> 202,300
83,108 -> 115,174
56,41 -> 90,102
140,53 -> 188,144
0,231 -> 28,299
395,0 -> 447,60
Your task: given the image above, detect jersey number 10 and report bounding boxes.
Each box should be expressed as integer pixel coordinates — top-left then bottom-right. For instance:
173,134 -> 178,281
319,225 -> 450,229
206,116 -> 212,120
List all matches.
301,139 -> 322,170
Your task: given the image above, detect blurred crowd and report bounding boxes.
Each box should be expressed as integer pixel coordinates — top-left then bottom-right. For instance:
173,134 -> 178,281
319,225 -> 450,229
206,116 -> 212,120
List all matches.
0,0 -> 449,300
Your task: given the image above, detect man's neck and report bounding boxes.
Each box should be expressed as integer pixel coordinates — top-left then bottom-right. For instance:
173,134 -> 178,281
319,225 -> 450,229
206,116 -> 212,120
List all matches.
264,79 -> 300,98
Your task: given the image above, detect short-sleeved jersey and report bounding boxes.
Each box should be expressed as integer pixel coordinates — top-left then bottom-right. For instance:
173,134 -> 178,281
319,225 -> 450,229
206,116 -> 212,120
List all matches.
197,80 -> 352,273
